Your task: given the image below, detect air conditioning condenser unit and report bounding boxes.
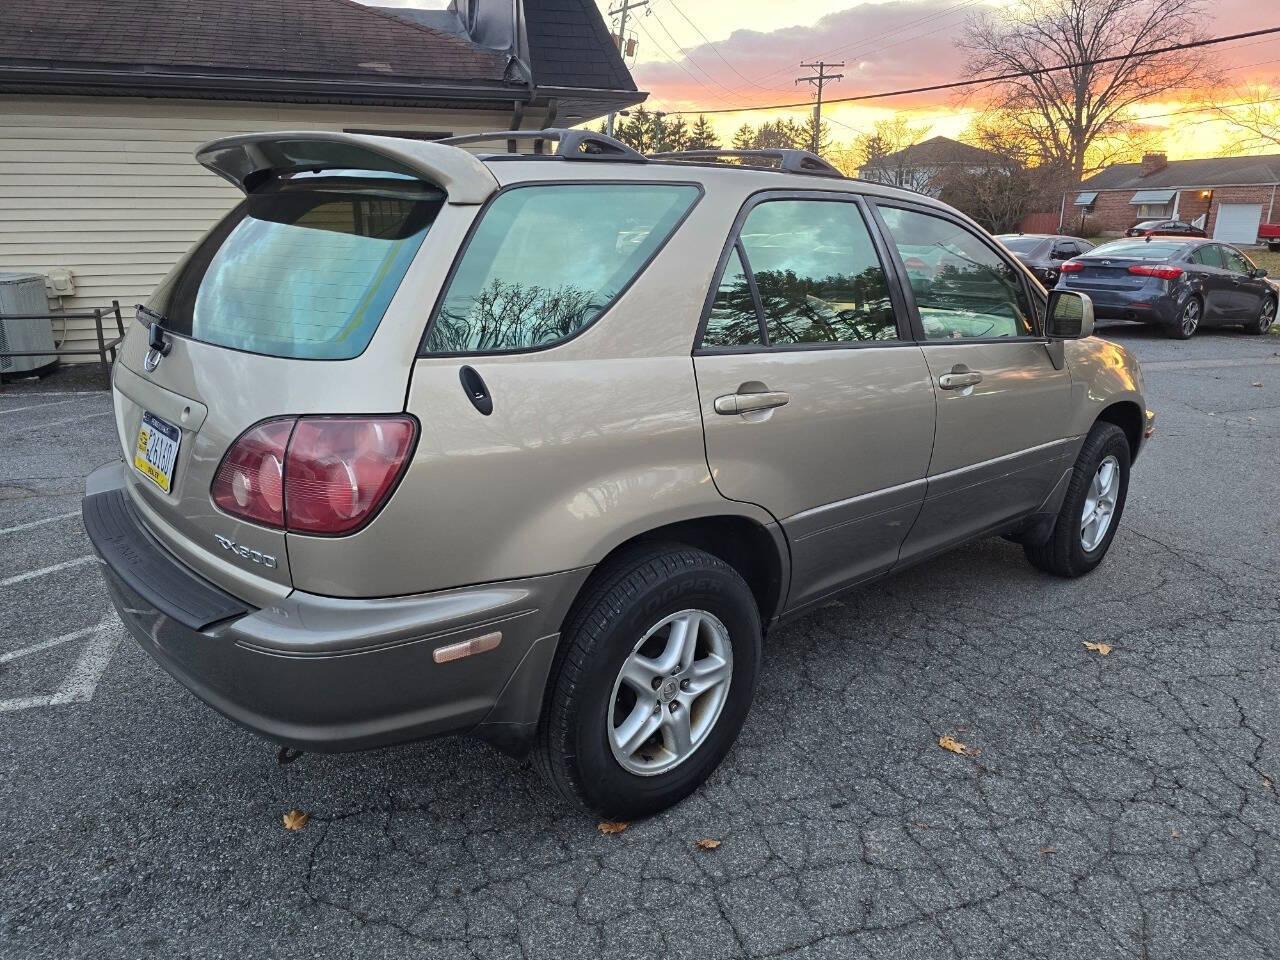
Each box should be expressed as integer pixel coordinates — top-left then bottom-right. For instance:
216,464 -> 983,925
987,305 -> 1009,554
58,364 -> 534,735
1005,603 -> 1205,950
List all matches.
0,272 -> 58,377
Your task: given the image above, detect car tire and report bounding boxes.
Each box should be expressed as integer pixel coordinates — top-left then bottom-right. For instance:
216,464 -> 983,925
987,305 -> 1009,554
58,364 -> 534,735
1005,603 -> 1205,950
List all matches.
1023,422 -> 1130,578
534,543 -> 761,819
1167,296 -> 1201,339
1243,295 -> 1276,335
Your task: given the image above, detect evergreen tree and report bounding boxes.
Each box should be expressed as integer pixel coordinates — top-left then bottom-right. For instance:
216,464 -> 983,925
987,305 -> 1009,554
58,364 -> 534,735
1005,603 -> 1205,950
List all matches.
731,123 -> 756,150
688,115 -> 720,150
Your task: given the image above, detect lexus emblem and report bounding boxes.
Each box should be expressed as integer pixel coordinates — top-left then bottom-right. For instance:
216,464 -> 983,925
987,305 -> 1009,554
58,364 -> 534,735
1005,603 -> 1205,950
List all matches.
143,348 -> 163,372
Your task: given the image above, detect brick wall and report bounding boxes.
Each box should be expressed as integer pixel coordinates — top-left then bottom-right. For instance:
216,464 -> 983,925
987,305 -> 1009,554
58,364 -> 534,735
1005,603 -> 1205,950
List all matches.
1063,184 -> 1280,237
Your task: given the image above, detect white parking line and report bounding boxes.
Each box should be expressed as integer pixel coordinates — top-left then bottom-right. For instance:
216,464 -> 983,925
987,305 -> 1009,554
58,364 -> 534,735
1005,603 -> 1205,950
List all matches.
0,555 -> 95,588
0,615 -> 120,713
0,621 -> 106,665
0,511 -> 80,536
6,411 -> 113,431
0,398 -> 81,416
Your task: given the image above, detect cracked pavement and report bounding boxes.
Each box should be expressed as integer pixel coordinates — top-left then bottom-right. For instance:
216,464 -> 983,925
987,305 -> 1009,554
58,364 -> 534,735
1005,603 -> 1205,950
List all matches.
1,325 -> 1278,959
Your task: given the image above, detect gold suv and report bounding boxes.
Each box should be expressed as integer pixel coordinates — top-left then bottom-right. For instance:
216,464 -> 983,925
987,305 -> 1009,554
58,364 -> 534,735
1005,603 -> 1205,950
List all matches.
84,130 -> 1151,817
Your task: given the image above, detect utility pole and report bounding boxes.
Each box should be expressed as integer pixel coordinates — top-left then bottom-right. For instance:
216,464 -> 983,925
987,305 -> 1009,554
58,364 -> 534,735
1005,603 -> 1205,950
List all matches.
606,0 -> 649,137
795,61 -> 844,155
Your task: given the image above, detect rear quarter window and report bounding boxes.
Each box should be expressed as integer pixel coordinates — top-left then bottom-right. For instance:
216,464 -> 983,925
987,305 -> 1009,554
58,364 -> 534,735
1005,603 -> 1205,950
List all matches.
422,183 -> 700,354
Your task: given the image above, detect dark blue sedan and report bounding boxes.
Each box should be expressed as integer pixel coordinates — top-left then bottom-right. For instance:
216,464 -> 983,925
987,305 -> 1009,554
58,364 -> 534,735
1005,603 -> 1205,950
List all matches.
1056,237 -> 1276,339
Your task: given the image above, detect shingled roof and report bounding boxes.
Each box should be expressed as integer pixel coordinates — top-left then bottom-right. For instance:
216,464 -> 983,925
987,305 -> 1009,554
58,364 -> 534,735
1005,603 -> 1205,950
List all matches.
1079,154 -> 1280,190
0,0 -> 644,119
880,136 -> 1005,168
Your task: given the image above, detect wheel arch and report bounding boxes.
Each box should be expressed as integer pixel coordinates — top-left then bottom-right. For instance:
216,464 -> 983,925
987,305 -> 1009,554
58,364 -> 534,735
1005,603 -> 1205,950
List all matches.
1096,400 -> 1144,462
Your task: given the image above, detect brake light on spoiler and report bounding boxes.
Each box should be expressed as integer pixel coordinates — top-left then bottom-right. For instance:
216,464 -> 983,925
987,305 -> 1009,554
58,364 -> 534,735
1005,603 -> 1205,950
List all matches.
212,416 -> 417,535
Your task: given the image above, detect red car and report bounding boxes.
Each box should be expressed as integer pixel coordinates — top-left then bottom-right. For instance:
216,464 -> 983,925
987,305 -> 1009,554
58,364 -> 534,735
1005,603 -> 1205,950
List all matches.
1257,223 -> 1280,252
1126,219 -> 1207,238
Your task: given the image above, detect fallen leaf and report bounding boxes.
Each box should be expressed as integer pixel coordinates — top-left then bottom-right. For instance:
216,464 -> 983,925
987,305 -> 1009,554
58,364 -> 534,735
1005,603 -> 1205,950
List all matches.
597,821 -> 628,835
282,809 -> 309,831
915,822 -> 931,830
1171,829 -> 1179,838
695,838 -> 722,850
1264,777 -> 1273,790
938,735 -> 979,756
1252,381 -> 1264,387
1083,641 -> 1112,656
1039,846 -> 1058,855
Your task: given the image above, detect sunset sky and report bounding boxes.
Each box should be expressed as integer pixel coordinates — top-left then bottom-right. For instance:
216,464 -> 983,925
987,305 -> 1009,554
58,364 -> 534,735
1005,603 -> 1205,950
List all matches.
373,0 -> 1280,159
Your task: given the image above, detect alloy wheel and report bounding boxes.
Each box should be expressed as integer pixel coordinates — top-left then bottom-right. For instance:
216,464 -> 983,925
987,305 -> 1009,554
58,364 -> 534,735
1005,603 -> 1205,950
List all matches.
1181,299 -> 1200,337
1260,297 -> 1276,333
607,609 -> 733,777
1081,454 -> 1120,552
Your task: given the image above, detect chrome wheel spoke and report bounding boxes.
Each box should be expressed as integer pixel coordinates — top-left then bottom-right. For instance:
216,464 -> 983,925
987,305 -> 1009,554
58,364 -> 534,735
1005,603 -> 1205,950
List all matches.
655,611 -> 700,674
1081,454 -> 1120,551
685,654 -> 730,696
613,700 -> 662,757
619,655 -> 659,697
663,706 -> 693,756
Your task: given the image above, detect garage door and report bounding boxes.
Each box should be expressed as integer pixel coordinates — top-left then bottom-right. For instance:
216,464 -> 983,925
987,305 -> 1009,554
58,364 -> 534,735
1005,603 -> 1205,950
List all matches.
1213,203 -> 1263,244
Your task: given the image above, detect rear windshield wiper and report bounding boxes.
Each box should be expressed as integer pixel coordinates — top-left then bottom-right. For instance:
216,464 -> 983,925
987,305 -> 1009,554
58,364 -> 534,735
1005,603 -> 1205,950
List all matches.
135,304 -> 173,357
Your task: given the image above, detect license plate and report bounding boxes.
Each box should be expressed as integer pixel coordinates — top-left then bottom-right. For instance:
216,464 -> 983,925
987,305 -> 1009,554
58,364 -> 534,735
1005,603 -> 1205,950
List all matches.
134,411 -> 181,493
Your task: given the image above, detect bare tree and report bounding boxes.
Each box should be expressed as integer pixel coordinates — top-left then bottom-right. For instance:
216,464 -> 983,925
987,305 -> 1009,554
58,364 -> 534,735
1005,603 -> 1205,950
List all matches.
1198,82 -> 1280,153
851,118 -> 939,193
960,0 -> 1213,182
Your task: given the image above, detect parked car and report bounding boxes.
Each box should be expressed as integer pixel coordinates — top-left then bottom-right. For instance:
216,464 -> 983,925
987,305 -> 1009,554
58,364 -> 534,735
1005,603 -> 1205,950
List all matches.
996,234 -> 1096,287
1057,237 -> 1276,338
1125,219 -> 1206,238
83,130 -> 1152,818
1257,223 -> 1280,252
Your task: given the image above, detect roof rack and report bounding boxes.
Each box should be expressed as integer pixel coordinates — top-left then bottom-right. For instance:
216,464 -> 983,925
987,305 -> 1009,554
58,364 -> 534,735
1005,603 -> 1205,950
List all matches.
648,148 -> 844,179
438,128 -> 645,162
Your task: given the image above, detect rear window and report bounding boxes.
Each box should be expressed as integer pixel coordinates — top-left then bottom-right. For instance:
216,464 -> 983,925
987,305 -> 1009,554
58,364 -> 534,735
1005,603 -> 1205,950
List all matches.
422,183 -> 700,354
157,172 -> 442,360
997,236 -> 1046,255
1091,240 -> 1186,260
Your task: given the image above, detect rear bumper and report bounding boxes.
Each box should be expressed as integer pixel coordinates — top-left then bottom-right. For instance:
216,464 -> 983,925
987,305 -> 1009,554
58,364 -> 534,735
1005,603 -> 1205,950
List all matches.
83,462 -> 589,755
1068,290 -> 1178,325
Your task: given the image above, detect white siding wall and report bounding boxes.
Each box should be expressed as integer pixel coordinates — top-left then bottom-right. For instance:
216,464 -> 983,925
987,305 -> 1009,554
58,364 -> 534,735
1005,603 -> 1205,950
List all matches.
0,95 -> 536,358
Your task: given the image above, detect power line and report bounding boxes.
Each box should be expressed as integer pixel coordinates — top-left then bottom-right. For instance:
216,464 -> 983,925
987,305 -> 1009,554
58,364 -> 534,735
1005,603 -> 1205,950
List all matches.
661,25 -> 1280,116
796,61 -> 844,154
661,0 -> 777,92
646,7 -> 741,99
605,0 -> 650,136
632,15 -> 742,110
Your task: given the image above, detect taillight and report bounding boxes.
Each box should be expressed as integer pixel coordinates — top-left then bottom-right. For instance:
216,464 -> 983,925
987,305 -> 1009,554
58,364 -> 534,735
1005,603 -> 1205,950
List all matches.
1059,261 -> 1085,273
211,416 -> 417,535
1128,264 -> 1183,280
211,419 -> 294,527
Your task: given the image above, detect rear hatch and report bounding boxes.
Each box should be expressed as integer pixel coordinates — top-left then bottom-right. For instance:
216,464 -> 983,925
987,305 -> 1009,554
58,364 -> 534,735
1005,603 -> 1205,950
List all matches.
1058,240 -> 1188,304
110,132 -> 496,606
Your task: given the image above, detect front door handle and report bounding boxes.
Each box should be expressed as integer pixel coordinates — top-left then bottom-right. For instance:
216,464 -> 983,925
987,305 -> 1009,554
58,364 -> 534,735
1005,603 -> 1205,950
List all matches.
714,390 -> 790,415
938,366 -> 983,390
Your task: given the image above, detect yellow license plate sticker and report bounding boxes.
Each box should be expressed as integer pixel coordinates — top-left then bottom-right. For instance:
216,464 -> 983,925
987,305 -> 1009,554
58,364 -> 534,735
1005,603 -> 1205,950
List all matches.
134,411 -> 181,493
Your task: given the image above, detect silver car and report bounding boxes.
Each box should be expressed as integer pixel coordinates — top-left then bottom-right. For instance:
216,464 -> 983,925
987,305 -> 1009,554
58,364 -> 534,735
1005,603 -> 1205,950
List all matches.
84,129 -> 1152,817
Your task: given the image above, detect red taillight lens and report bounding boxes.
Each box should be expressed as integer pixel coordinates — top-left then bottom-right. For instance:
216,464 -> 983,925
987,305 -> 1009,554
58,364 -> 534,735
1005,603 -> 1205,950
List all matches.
284,417 -> 417,535
1128,264 -> 1183,280
211,416 -> 416,535
211,418 -> 294,528
1059,260 -> 1085,273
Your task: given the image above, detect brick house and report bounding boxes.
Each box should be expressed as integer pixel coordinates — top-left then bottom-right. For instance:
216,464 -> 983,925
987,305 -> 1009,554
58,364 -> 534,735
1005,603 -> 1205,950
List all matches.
1062,152 -> 1280,243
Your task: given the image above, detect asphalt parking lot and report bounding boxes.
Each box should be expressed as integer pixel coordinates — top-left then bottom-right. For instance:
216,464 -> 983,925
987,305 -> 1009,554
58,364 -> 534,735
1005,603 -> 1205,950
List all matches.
2,325 -> 1278,960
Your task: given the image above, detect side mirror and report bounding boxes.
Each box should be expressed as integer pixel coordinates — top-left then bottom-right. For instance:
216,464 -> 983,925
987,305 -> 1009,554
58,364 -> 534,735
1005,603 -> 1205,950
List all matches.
1046,289 -> 1095,339
1254,267 -> 1269,278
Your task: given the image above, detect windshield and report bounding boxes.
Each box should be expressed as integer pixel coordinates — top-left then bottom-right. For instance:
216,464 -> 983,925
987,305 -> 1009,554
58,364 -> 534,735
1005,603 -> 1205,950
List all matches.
155,173 -> 443,360
1090,240 -> 1187,260
997,236 -> 1047,255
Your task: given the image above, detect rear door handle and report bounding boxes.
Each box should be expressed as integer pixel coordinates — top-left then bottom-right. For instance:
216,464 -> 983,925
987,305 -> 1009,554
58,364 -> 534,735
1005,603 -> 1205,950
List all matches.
938,368 -> 983,390
714,391 -> 790,415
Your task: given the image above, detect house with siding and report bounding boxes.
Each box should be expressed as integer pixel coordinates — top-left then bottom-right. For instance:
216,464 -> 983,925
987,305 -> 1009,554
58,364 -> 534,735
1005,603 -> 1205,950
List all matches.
1062,152 -> 1280,243
0,0 -> 643,360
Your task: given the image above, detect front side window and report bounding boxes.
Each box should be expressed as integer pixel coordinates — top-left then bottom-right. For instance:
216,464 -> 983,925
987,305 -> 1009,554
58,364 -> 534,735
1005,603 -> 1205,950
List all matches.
159,173 -> 442,360
878,206 -> 1035,340
423,183 -> 699,354
734,199 -> 898,346
1223,247 -> 1252,275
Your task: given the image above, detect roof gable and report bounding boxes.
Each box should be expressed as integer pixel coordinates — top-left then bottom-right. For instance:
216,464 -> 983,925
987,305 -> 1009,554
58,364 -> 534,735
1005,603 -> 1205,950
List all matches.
522,0 -> 637,92
880,136 -> 1004,167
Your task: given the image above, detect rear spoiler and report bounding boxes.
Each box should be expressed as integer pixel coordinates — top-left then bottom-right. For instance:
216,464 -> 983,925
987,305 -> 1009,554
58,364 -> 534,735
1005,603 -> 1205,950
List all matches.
195,131 -> 499,204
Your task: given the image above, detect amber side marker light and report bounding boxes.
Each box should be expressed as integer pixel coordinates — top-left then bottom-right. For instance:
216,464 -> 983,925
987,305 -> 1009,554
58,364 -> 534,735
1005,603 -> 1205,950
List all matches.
433,631 -> 502,664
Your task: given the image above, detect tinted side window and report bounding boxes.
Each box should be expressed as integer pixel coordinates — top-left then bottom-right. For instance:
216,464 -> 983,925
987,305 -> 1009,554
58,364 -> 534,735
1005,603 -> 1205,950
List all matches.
1194,245 -> 1224,268
737,200 -> 899,345
423,183 -> 699,354
1223,247 -> 1252,275
703,246 -> 764,347
878,206 -> 1035,340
